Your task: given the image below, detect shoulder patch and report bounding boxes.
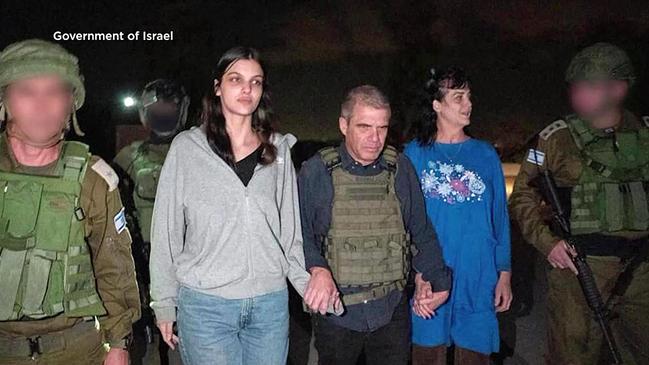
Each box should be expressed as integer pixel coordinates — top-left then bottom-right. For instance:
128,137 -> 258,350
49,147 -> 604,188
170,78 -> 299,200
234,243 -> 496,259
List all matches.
91,158 -> 119,192
642,116 -> 649,128
540,120 -> 568,140
114,207 -> 127,234
526,149 -> 545,166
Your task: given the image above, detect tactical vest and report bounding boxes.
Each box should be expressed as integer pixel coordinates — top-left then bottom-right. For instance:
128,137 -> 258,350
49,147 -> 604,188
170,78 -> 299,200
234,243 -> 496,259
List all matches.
124,143 -> 169,243
320,146 -> 409,306
0,141 -> 106,321
566,115 -> 649,235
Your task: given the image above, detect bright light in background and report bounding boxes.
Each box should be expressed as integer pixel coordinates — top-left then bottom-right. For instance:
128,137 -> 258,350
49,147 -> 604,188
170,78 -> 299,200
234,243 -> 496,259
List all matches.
502,162 -> 521,199
123,96 -> 136,108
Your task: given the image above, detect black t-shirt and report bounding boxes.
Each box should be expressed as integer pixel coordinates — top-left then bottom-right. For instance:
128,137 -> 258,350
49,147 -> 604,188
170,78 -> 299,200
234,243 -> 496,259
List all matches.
234,145 -> 263,186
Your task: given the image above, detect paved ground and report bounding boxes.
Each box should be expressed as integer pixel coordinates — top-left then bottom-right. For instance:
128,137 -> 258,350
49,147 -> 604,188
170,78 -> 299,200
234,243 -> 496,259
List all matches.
503,254 -> 548,365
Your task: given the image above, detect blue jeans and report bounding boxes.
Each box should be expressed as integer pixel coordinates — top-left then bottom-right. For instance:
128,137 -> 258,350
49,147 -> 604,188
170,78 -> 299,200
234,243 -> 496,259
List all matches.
177,286 -> 289,365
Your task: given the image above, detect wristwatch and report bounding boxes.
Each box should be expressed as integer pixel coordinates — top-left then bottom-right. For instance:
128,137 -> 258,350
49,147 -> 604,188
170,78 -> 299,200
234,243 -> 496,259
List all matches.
107,335 -> 132,350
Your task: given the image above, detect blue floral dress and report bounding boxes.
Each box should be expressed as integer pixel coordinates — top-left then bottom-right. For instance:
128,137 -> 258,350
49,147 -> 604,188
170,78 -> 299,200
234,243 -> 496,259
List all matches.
404,138 -> 511,354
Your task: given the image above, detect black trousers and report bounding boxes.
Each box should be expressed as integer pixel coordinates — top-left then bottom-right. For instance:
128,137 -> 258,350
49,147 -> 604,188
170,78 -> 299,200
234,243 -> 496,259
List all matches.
288,286 -> 312,365
313,295 -> 410,365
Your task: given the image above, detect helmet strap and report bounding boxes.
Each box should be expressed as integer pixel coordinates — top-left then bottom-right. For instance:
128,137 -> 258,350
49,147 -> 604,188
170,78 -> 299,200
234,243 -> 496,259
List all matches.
0,102 -> 6,123
70,110 -> 85,136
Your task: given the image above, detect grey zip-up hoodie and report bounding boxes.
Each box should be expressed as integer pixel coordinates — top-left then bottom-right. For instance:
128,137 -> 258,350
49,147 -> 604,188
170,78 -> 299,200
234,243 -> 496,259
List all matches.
149,126 -> 310,322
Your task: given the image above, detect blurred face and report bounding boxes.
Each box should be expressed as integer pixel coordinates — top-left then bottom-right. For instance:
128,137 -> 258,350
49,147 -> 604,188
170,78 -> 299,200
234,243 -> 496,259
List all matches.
215,59 -> 264,118
569,80 -> 627,120
433,87 -> 472,128
149,101 -> 178,115
4,75 -> 73,144
145,101 -> 180,135
339,103 -> 390,165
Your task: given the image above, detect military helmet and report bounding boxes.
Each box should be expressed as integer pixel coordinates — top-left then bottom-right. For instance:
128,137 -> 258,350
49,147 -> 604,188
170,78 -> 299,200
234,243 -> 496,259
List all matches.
0,39 -> 86,134
139,79 -> 189,138
0,39 -> 85,109
565,42 -> 635,84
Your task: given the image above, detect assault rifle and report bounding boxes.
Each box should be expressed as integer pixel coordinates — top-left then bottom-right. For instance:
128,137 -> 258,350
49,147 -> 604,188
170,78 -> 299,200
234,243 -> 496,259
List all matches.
537,169 -> 623,364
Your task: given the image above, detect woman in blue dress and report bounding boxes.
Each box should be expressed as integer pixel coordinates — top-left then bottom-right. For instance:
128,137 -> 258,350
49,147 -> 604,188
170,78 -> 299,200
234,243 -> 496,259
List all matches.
405,66 -> 512,365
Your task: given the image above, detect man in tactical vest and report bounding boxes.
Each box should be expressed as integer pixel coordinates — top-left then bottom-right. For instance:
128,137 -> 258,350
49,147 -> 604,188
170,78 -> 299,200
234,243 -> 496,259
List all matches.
299,85 -> 452,365
510,43 -> 649,364
113,79 -> 188,364
0,39 -> 140,364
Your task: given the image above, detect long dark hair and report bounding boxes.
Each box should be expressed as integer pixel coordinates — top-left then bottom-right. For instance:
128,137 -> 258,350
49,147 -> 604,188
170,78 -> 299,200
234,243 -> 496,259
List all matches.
201,46 -> 276,167
411,66 -> 470,146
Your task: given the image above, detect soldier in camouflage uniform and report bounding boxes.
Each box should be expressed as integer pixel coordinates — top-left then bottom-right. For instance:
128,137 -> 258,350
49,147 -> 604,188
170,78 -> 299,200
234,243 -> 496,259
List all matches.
510,42 -> 649,364
113,79 -> 189,364
0,39 -> 140,364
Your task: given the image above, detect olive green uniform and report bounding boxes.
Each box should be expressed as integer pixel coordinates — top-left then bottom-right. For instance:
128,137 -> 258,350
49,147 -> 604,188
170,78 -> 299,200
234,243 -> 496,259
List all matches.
509,112 -> 649,364
113,140 -> 168,363
0,134 -> 141,364
113,141 -> 169,244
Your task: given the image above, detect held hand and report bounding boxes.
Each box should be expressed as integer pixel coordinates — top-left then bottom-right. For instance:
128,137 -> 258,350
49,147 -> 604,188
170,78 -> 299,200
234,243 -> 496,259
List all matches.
547,240 -> 578,275
413,273 -> 434,318
412,273 -> 449,319
416,291 -> 450,319
494,272 -> 513,313
305,267 -> 339,315
332,291 -> 343,314
157,320 -> 179,350
103,348 -> 129,365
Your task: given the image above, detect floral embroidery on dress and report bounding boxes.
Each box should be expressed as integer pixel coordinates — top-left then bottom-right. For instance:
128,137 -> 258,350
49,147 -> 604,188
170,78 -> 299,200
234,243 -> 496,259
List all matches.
420,161 -> 486,204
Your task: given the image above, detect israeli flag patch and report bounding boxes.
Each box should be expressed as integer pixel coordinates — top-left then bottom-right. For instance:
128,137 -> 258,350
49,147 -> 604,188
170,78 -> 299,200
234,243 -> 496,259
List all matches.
527,149 -> 545,166
114,208 -> 127,234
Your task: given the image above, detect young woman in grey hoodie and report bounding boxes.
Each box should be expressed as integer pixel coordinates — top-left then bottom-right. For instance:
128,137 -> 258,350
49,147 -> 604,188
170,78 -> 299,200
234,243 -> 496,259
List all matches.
149,47 -> 339,365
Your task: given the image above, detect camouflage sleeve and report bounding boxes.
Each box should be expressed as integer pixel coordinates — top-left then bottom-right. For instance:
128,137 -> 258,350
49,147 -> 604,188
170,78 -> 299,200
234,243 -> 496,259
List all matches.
82,157 -> 141,346
112,145 -> 140,236
509,136 -> 562,257
111,156 -> 144,249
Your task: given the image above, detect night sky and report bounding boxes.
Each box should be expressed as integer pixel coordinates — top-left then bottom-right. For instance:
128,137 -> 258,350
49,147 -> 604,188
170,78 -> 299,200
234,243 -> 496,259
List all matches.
1,0 -> 648,161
